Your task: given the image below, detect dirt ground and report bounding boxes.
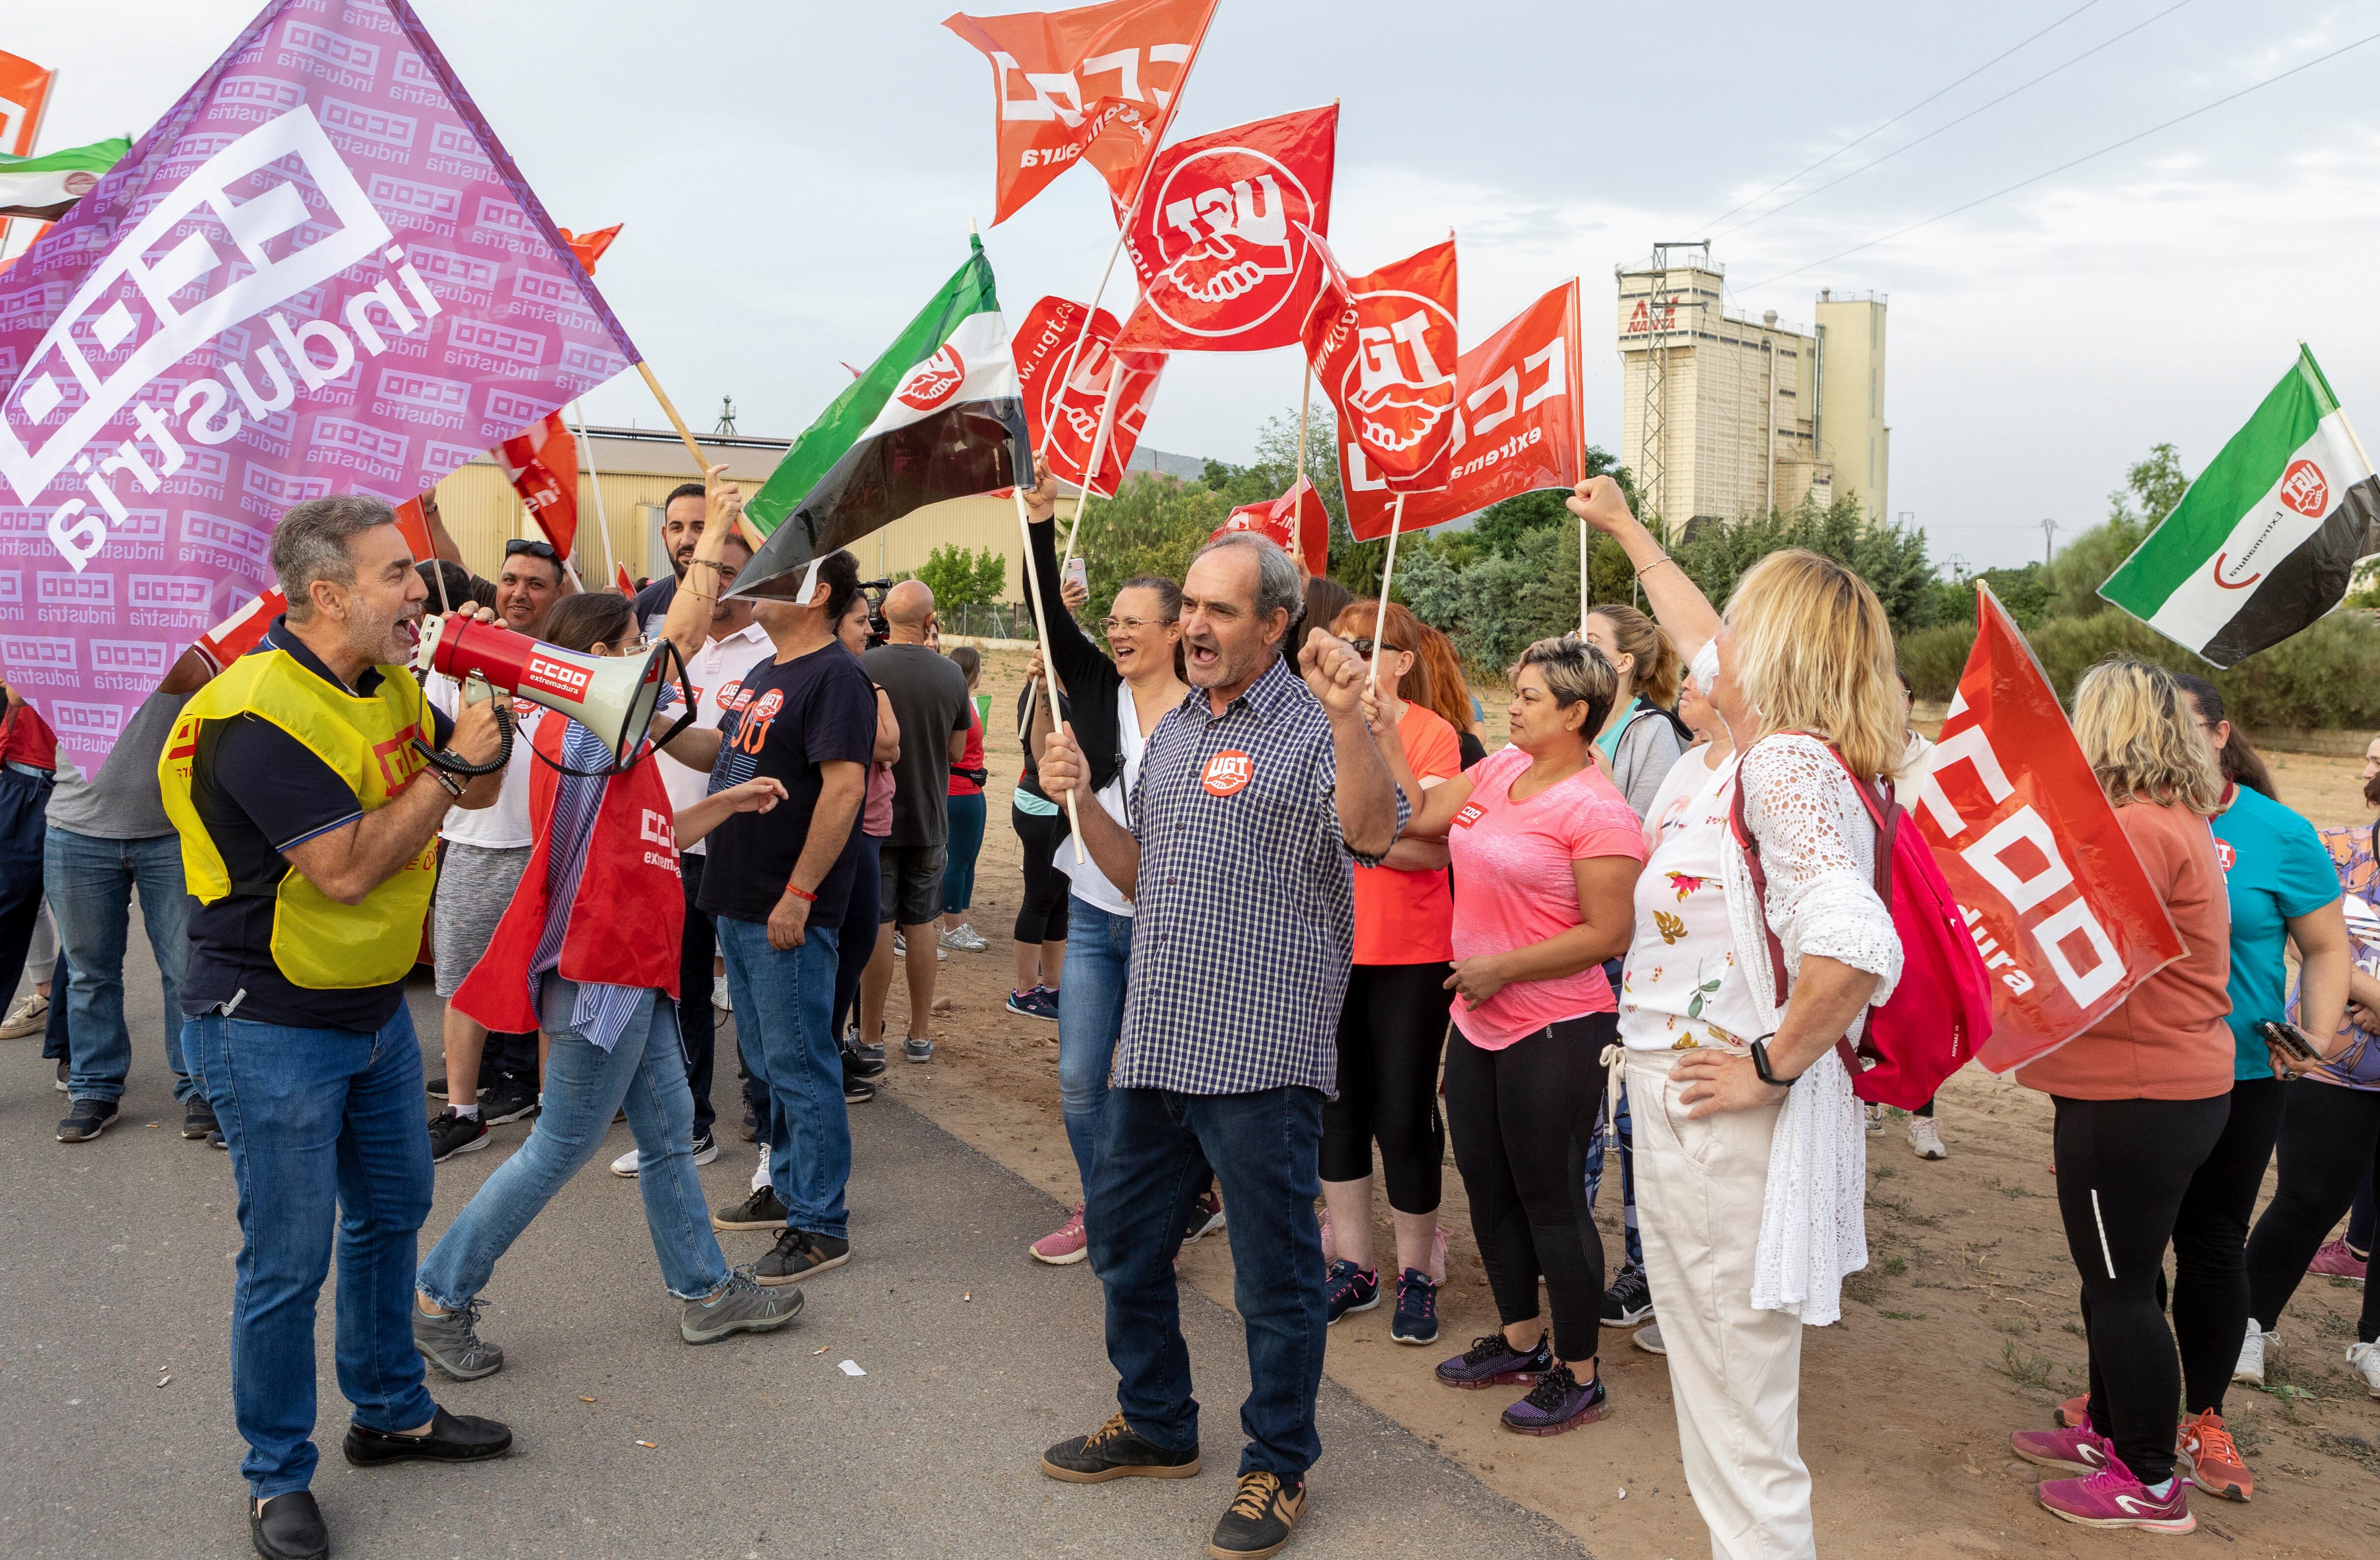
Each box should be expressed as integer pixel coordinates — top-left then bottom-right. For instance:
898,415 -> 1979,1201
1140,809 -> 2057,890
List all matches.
881,652 -> 2380,1557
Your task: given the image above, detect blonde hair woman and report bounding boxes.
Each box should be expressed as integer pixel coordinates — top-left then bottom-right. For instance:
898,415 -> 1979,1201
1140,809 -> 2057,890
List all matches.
2004,658 -> 2241,1533
1570,476 -> 1902,1560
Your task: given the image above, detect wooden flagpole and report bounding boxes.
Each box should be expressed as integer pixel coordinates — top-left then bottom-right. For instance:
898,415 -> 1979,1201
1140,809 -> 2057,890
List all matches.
1369,494 -> 1406,694
1015,487 -> 1087,862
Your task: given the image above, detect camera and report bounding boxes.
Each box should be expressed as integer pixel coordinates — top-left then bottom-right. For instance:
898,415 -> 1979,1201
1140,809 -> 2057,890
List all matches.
857,578 -> 893,648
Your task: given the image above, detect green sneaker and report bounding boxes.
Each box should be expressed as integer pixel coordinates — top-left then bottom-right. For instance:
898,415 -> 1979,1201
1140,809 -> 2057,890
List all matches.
682,1269 -> 804,1344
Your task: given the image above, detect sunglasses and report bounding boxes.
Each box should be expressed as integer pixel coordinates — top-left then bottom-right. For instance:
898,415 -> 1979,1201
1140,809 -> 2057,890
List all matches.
1347,638 -> 1405,659
504,539 -> 559,561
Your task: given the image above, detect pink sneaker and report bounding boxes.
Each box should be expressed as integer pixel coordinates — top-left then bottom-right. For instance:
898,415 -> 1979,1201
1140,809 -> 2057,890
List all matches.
1031,1204 -> 1088,1266
2309,1237 -> 2369,1282
2010,1422 -> 2111,1474
2035,1457 -> 2195,1533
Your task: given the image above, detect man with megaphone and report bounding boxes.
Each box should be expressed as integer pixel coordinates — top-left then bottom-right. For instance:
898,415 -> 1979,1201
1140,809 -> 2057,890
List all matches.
159,495 -> 515,1560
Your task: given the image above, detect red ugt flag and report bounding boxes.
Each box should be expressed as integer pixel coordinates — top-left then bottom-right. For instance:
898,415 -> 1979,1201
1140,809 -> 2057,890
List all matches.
944,0 -> 1217,225
1011,294 -> 1164,498
1212,477 -> 1327,573
1911,585 -> 2188,1073
1113,104 -> 1337,353
1303,236 -> 1459,496
1344,279 -> 1580,541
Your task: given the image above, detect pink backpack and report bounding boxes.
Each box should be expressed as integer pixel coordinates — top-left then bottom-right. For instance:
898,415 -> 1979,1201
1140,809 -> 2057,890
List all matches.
1729,739 -> 1992,1108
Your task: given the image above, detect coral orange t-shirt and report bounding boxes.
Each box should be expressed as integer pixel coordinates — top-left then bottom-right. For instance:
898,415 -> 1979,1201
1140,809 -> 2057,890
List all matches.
1354,702 -> 1461,965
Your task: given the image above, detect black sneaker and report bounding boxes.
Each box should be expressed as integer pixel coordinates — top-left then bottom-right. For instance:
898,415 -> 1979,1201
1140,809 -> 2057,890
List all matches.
181,1095 -> 219,1141
341,1406 -> 512,1467
249,1489 -> 328,1560
844,1071 -> 877,1105
54,1057 -> 68,1092
1210,1469 -> 1305,1558
480,1074 -> 539,1125
1324,1260 -> 1379,1325
56,1098 -> 119,1143
1391,1269 -> 1440,1345
842,1041 -> 886,1081
1601,1264 -> 1653,1327
1434,1331 -> 1552,1390
712,1186 -> 789,1231
427,1107 -> 491,1163
755,1228 -> 850,1284
855,1035 -> 887,1067
1040,1411 -> 1203,1483
1181,1188 -> 1226,1243
1500,1361 -> 1610,1436
424,1071 -> 450,1102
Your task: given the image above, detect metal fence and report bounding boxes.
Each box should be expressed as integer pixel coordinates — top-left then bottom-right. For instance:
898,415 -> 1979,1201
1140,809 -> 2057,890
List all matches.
941,602 -> 1038,642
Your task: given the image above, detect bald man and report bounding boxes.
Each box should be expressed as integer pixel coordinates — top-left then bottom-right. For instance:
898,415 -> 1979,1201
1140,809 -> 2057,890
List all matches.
859,582 -> 972,1063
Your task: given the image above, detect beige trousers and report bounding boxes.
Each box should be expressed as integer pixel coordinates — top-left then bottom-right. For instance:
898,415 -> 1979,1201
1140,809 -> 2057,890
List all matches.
1627,1049 -> 1816,1560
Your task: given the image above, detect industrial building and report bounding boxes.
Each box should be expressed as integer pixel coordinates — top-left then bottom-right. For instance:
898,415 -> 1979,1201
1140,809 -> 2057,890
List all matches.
1616,243 -> 1888,527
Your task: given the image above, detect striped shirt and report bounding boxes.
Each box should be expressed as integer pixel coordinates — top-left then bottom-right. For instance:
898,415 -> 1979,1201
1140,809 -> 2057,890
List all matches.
1112,655 -> 1407,1096
525,719 -> 644,1053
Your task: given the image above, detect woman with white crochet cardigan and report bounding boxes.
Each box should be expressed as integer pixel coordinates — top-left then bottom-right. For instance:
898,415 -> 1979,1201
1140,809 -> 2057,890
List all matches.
1570,476 -> 1905,1560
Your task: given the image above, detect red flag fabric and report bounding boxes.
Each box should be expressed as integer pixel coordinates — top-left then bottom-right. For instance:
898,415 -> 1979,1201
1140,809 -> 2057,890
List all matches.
1012,295 -> 1165,498
944,0 -> 1216,225
614,562 -> 635,596
1212,477 -> 1328,573
1302,235 -> 1459,497
497,412 -> 581,560
1112,104 -> 1337,353
392,497 -> 435,564
0,50 -> 53,157
559,223 -> 621,275
188,588 -> 284,675
1911,586 -> 2188,1074
1343,280 -> 1580,541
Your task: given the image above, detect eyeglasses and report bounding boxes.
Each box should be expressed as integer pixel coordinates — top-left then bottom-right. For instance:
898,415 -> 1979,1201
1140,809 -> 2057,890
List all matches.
1099,615 -> 1177,634
613,637 -> 651,658
505,539 -> 559,561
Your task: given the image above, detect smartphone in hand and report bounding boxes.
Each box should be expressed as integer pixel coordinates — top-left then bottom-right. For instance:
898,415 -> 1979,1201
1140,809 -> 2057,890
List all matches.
2256,1019 -> 2323,1064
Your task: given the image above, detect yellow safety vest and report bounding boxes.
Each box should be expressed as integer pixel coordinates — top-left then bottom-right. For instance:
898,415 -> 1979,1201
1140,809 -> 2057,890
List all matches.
158,645 -> 439,991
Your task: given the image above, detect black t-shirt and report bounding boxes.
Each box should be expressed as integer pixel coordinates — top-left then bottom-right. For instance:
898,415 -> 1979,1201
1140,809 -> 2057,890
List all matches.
180,626 -> 452,1034
696,643 -> 876,926
633,574 -> 678,635
861,643 -> 970,848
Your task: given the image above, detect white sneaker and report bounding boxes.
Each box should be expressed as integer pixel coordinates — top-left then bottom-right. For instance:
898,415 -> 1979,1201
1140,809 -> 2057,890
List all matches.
2348,1341 -> 2380,1399
750,1144 -> 770,1193
1632,1320 -> 1667,1355
1865,1103 -> 1885,1135
712,974 -> 731,1012
610,1146 -> 640,1177
1908,1116 -> 1947,1160
0,990 -> 48,1040
2233,1318 -> 2270,1385
613,1134 -> 718,1176
939,923 -> 988,952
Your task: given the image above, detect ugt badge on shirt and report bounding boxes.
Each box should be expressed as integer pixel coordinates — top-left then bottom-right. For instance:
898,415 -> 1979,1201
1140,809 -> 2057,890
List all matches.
1202,750 -> 1253,797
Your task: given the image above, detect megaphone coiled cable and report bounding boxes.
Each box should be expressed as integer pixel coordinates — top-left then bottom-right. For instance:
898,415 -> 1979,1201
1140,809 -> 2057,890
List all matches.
410,700 -> 514,779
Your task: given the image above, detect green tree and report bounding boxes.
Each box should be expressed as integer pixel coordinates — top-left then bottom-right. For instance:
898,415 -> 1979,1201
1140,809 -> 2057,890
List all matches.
914,543 -> 1004,608
2040,442 -> 2190,619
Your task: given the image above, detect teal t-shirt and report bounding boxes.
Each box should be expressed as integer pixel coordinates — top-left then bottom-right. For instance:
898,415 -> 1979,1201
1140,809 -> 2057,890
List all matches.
2212,786 -> 2341,1080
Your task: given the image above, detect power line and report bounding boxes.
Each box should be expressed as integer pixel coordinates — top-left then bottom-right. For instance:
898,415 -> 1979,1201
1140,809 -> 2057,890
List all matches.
1735,28 -> 2380,292
1695,0 -> 2109,232
1713,0 -> 2197,242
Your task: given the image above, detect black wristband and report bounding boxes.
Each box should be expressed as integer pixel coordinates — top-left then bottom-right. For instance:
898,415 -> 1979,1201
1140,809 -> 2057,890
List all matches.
1750,1039 -> 1801,1088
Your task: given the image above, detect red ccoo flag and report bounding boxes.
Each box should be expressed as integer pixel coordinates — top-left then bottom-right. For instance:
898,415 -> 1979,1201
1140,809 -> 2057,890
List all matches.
944,0 -> 1216,225
1113,104 -> 1336,354
1343,280 -> 1581,541
1011,294 -> 1164,498
1212,477 -> 1327,574
496,414 -> 580,561
1303,235 -> 1459,496
1912,585 -> 2188,1074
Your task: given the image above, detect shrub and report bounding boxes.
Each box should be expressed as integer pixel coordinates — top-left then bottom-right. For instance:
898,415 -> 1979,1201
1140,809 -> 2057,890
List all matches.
1896,623 -> 1977,702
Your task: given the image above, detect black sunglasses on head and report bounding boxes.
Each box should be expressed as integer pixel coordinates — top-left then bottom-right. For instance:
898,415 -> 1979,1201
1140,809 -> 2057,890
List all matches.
504,539 -> 559,561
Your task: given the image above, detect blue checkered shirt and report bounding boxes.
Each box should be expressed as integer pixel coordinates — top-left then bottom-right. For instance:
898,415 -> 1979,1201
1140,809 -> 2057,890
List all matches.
1112,655 -> 1407,1097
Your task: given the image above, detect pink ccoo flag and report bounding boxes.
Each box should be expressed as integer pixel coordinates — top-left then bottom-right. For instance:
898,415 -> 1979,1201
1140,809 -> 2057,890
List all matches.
0,0 -> 636,767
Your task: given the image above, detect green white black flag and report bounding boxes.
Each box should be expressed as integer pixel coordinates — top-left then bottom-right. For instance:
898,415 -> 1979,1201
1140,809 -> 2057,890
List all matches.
0,136 -> 129,220
2100,345 -> 2380,668
732,236 -> 1027,601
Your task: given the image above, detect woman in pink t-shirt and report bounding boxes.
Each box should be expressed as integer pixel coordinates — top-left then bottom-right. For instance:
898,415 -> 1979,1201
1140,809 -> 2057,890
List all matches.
1380,635 -> 1645,1437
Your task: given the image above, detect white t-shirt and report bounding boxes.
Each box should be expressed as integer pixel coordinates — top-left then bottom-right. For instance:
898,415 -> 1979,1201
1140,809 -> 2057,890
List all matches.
1055,681 -> 1153,918
1619,751 -> 1766,1052
653,621 -> 775,856
424,674 -> 541,849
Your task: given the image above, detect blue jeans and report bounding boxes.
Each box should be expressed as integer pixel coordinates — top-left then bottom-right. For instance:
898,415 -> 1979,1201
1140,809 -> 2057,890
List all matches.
182,1005 -> 438,1498
420,981 -> 728,1306
46,827 -> 191,1104
1088,1084 -> 1326,1478
717,916 -> 848,1239
1057,893 -> 1133,1194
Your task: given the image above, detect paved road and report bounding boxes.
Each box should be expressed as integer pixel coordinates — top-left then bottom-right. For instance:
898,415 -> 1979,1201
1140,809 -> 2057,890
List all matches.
2,920 -> 1587,1559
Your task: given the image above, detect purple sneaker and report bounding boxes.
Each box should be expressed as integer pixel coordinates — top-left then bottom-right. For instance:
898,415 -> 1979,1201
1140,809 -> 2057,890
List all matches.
1324,1259 -> 1379,1325
1435,1331 -> 1551,1390
2035,1456 -> 2196,1533
2010,1422 -> 2112,1475
1500,1362 -> 1610,1436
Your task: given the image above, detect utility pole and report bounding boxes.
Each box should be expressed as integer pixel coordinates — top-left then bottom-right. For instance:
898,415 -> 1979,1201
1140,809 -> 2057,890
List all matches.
714,396 -> 738,436
2040,516 -> 2060,565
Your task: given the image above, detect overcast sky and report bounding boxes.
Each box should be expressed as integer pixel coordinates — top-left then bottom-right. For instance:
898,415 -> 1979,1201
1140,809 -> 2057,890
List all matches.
18,0 -> 2380,569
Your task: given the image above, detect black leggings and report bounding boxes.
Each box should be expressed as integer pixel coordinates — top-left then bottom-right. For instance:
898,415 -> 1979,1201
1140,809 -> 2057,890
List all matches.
2166,1077 -> 2285,1415
1320,963 -> 1451,1214
2051,1093 -> 2229,1485
2247,1078 -> 2380,1344
1010,806 -> 1071,946
1444,1014 -> 1611,1364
